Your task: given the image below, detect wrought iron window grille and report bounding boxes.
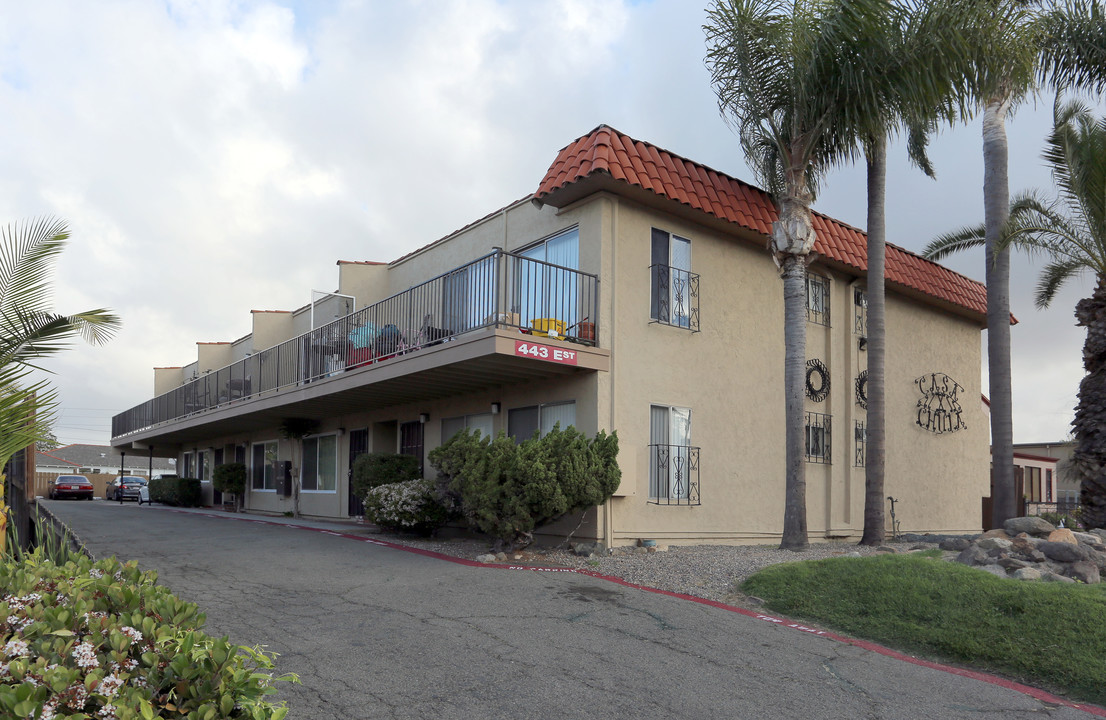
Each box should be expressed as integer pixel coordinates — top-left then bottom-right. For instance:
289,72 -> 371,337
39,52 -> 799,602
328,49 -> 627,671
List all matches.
854,288 -> 867,335
648,444 -> 701,505
650,264 -> 700,332
806,274 -> 831,326
854,420 -> 866,467
805,411 -> 832,464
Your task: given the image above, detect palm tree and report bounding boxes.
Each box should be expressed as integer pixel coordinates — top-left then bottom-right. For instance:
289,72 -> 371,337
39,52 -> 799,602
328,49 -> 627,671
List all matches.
0,218 -> 120,461
927,0 -> 1106,528
854,1 -> 976,545
925,99 -> 1106,528
706,0 -> 890,550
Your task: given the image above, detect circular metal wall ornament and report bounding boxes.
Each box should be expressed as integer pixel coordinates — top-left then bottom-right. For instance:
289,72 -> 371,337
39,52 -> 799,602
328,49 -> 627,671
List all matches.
855,370 -> 868,409
805,359 -> 830,402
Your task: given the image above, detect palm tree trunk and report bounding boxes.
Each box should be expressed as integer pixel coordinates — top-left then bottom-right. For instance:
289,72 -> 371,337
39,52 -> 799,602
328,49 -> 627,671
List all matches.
780,252 -> 809,550
861,135 -> 887,545
1075,276 -> 1106,528
983,96 -> 1016,528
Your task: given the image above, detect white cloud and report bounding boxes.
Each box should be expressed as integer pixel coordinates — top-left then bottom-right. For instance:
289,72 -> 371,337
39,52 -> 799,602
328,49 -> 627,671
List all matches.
1,0 -> 1091,445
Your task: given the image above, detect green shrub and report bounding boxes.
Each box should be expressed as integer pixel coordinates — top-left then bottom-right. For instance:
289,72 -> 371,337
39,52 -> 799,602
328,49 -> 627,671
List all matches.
1039,511 -> 1082,530
212,463 -> 247,495
428,425 -> 620,550
149,476 -> 202,507
363,479 -> 450,535
351,453 -> 420,500
0,549 -> 295,718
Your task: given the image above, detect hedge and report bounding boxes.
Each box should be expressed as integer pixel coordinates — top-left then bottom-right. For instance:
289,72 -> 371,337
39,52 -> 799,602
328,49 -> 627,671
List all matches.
148,476 -> 202,507
351,454 -> 420,501
428,425 -> 620,550
0,549 -> 294,718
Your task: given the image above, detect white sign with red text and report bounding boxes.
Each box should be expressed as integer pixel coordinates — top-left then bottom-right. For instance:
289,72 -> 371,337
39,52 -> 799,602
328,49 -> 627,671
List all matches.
514,340 -> 578,365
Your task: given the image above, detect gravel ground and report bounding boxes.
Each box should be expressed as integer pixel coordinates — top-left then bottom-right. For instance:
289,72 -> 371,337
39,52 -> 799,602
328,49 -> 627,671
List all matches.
375,532 -> 913,605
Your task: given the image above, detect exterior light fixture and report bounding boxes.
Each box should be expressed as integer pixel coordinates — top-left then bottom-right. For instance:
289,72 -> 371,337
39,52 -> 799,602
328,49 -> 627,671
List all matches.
418,413 -> 429,424
491,403 -> 501,415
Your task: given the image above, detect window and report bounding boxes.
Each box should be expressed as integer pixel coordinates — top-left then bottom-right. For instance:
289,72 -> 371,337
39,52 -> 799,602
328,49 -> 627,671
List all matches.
442,413 -> 494,441
650,229 -> 698,330
507,401 -> 576,442
854,420 -> 866,467
1024,466 -> 1042,502
514,227 -> 580,330
400,421 -> 425,475
1046,469 -> 1053,503
443,255 -> 496,335
807,274 -> 830,326
805,412 -> 832,464
182,452 -> 193,478
251,441 -> 279,491
649,405 -> 699,504
854,287 -> 867,335
302,435 -> 338,492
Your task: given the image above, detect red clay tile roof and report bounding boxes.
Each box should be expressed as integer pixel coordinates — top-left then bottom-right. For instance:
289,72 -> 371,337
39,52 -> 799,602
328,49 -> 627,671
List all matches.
535,125 -> 989,319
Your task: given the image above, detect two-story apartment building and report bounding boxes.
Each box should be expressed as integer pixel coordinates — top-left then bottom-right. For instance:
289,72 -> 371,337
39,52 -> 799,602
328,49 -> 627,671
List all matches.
111,125 -> 992,546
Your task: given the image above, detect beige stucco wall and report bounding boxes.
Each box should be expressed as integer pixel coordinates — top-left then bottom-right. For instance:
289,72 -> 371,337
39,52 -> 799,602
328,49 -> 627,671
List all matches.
251,311 -> 294,351
596,196 -> 989,545
153,367 -> 184,396
196,343 -> 232,373
337,261 -> 389,308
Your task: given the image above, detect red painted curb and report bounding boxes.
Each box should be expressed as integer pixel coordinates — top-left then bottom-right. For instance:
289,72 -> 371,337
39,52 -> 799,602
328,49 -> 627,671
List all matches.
175,509 -> 1106,717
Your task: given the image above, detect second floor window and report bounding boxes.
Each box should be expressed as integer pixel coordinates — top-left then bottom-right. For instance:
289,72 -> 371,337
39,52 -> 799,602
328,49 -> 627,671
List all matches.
650,228 -> 699,331
807,273 -> 830,326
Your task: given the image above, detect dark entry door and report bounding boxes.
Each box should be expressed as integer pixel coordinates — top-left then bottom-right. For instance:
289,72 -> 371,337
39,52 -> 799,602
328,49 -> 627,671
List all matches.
399,421 -> 425,475
347,429 -> 369,517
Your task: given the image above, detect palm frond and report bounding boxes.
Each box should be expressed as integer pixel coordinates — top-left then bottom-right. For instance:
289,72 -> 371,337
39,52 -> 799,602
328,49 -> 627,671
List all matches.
922,224 -> 987,261
1039,0 -> 1106,93
1035,258 -> 1084,308
0,218 -> 69,317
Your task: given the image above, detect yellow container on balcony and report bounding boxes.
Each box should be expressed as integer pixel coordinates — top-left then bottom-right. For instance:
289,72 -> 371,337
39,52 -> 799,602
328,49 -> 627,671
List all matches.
531,318 -> 565,339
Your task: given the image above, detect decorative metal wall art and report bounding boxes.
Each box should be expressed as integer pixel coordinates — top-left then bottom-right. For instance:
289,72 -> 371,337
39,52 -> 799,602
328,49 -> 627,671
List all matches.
855,370 -> 868,409
914,372 -> 967,434
806,359 -> 830,402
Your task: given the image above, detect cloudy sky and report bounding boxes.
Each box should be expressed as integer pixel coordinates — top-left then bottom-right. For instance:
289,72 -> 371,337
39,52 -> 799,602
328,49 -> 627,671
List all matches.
2,0 -> 1091,447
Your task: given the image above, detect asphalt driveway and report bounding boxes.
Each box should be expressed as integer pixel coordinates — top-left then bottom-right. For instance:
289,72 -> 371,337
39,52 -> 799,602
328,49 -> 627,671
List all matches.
41,500 -> 1100,719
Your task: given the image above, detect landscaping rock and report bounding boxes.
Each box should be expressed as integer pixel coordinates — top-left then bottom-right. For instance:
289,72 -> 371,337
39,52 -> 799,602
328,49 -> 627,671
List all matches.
476,554 -> 497,563
997,557 -> 1029,570
1089,528 -> 1106,542
977,537 -> 1013,551
495,552 -> 508,562
1003,517 -> 1056,537
939,537 -> 971,551
1073,531 -> 1102,546
981,529 -> 1012,540
1013,567 -> 1044,581
1066,561 -> 1101,584
1048,528 -> 1078,545
956,545 -> 989,566
978,564 -> 1009,579
570,542 -> 606,557
877,546 -> 899,553
1044,572 -> 1077,583
1039,541 -> 1089,563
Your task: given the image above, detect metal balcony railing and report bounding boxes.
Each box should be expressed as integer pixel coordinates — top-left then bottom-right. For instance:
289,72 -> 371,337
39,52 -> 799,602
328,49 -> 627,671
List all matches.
112,249 -> 599,438
649,264 -> 700,332
648,443 -> 701,506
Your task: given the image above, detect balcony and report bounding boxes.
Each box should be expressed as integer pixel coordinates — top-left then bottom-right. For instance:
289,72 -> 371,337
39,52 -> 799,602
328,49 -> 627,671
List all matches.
112,249 -> 605,445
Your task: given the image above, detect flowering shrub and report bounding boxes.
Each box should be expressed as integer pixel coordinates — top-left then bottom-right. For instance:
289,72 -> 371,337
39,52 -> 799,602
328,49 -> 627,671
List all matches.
363,479 -> 450,535
0,550 -> 294,719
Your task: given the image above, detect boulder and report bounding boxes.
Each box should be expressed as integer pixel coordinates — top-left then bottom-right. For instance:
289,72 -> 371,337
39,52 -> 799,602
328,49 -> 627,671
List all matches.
476,554 -> 497,563
956,545 -> 989,566
981,529 -> 1013,540
1089,528 -> 1106,542
1039,541 -> 1089,563
977,564 -> 1010,579
978,537 -> 1013,551
1003,517 -> 1057,537
1065,561 -> 1101,584
1073,531 -> 1102,546
1044,571 -> 1077,584
1013,567 -> 1044,581
1048,528 -> 1078,545
998,557 -> 1029,570
939,537 -> 971,551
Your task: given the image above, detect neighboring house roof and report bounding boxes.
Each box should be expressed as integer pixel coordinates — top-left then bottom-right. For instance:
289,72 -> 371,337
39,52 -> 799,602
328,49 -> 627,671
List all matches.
1012,452 -> 1060,464
534,124 -> 991,320
37,444 -> 176,471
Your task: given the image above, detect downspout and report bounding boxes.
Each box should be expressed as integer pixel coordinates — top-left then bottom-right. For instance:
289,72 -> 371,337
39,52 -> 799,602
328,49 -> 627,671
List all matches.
604,197 -> 618,551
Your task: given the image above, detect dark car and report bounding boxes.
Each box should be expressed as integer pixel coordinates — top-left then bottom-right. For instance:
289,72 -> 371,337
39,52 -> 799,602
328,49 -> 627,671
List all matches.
50,475 -> 94,500
116,477 -> 150,504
